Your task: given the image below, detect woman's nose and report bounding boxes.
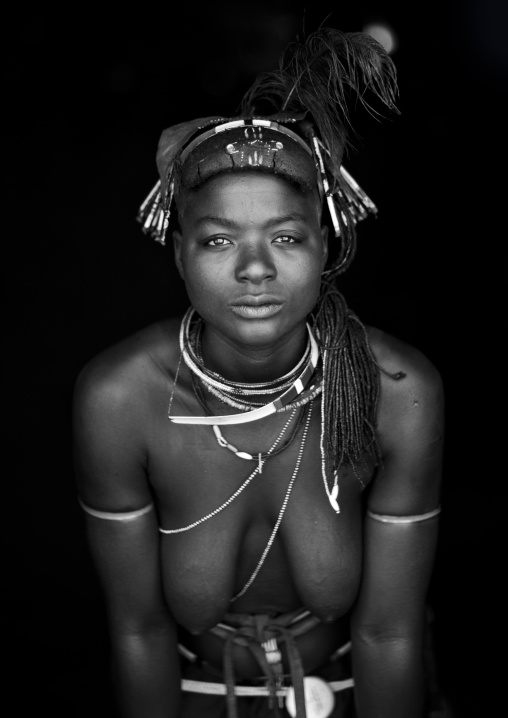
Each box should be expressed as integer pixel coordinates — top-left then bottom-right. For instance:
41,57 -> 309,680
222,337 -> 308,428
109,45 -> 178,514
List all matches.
235,243 -> 276,284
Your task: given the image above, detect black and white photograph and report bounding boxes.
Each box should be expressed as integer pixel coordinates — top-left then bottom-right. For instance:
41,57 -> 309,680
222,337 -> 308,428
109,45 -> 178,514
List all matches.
7,2 -> 505,716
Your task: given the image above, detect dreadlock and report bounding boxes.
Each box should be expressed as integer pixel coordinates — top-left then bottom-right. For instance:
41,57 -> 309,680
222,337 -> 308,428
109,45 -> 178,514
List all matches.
240,28 -> 403,478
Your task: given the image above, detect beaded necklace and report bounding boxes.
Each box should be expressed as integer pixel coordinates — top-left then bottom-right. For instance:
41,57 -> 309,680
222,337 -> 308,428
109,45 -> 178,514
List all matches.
168,308 -> 321,425
159,402 -> 313,602
159,407 -> 300,536
167,310 -> 340,514
162,310 -> 343,600
231,401 -> 313,602
191,372 -> 308,472
191,317 -> 312,398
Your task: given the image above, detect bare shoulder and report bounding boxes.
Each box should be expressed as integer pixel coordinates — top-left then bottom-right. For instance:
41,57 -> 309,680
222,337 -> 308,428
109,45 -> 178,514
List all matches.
73,318 -> 182,507
363,327 -> 444,513
366,326 -> 443,394
366,326 -> 444,452
74,317 -> 181,414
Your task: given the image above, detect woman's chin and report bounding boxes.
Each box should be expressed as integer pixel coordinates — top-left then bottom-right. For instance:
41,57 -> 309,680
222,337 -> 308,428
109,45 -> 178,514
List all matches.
229,316 -> 308,350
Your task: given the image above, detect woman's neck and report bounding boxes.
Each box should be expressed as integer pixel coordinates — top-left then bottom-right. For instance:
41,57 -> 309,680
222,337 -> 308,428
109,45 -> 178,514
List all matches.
200,323 -> 309,384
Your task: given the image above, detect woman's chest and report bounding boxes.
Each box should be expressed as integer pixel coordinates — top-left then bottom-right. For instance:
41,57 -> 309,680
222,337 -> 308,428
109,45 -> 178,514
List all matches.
147,409 -> 370,633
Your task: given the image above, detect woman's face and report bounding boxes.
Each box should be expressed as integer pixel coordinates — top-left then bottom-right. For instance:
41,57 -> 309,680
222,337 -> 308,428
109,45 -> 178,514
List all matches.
173,171 -> 328,350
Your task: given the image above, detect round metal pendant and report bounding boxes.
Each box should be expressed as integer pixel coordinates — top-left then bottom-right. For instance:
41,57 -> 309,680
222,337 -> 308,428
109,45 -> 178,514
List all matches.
285,676 -> 335,718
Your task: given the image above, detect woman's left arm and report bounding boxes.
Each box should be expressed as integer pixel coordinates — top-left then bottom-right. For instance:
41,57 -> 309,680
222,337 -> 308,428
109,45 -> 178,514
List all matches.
351,339 -> 444,718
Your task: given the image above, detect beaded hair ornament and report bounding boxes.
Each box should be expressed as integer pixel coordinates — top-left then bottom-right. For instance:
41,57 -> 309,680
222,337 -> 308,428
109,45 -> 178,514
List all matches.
137,28 -> 398,274
137,29 -> 402,494
137,117 -> 377,254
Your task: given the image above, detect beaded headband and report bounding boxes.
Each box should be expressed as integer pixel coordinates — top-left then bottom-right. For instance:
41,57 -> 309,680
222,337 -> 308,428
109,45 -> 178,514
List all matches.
137,117 -> 378,247
137,27 -> 398,284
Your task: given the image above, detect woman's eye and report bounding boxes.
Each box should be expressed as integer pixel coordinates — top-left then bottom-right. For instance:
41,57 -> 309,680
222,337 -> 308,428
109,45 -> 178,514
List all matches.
205,237 -> 231,247
273,235 -> 296,244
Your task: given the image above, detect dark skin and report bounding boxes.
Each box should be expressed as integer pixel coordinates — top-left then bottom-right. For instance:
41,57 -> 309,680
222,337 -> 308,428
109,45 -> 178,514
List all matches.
74,172 -> 444,717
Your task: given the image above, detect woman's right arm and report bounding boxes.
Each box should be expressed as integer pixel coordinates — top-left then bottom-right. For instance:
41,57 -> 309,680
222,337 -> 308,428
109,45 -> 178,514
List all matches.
73,356 -> 181,718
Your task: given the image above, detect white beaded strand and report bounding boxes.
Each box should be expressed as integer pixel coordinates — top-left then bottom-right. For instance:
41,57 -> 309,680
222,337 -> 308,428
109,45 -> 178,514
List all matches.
211,409 -> 297,470
159,410 -> 298,535
230,401 -> 314,602
168,350 -> 183,417
159,469 -> 260,534
203,377 -> 322,414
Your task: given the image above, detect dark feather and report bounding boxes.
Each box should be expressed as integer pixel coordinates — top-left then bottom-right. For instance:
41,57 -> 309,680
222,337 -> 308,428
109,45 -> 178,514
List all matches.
240,28 -> 399,171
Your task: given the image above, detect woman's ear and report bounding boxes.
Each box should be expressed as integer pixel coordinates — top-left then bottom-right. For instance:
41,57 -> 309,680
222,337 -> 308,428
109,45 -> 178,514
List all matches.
320,224 -> 329,271
173,230 -> 185,280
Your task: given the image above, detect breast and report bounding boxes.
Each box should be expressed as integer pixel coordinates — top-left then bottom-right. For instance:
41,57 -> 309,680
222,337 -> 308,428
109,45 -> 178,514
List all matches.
157,446 -> 366,633
149,402 -> 371,630
283,508 -> 364,621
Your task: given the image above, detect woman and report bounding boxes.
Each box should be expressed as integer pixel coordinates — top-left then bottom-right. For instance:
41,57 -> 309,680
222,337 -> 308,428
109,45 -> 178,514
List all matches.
73,29 -> 444,717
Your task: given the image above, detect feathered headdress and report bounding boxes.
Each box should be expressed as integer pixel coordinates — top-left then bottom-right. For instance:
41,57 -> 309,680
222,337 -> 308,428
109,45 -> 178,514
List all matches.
240,27 -> 399,176
137,27 -> 399,275
137,28 -> 402,504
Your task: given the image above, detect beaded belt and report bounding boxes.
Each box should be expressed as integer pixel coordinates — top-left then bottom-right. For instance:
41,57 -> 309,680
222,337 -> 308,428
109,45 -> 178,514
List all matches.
181,671 -> 354,718
179,610 -> 353,718
181,676 -> 355,695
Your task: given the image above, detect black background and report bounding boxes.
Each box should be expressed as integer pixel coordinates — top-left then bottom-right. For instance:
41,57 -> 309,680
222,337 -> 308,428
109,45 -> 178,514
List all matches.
6,2 -> 505,716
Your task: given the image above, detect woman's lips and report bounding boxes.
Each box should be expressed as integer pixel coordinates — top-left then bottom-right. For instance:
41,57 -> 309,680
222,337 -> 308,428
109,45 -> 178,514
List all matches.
230,303 -> 283,318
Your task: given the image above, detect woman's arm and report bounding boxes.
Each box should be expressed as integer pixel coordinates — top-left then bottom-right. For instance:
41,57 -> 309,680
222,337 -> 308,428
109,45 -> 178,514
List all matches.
351,337 -> 444,718
73,354 -> 181,718
83,507 -> 180,718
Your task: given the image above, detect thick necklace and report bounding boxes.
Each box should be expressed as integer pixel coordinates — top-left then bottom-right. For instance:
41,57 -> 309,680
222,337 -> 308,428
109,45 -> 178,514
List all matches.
166,309 -> 340,514
169,308 -> 321,426
191,372 -> 308,472
191,317 -> 312,397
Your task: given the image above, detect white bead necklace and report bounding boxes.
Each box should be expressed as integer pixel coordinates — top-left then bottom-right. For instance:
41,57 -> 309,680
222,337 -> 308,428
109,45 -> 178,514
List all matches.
169,309 -> 320,426
230,401 -> 313,602
209,408 -> 306,473
159,409 -> 298,535
187,308 -> 312,395
160,401 -> 313,601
